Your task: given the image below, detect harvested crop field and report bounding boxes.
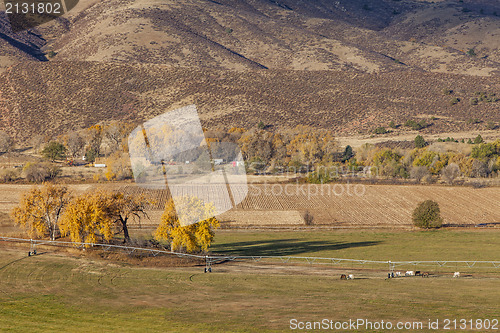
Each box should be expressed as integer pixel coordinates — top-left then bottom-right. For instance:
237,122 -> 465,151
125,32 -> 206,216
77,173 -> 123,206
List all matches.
119,184 -> 500,228
1,183 -> 498,230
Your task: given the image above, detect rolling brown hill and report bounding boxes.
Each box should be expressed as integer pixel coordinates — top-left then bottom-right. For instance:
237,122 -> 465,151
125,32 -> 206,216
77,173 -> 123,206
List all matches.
0,61 -> 498,142
0,0 -> 499,141
0,14 -> 47,71
2,0 -> 500,74
42,0 -> 500,74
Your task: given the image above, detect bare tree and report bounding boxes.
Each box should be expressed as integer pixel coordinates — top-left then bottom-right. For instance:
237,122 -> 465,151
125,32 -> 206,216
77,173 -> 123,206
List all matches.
410,166 -> 430,183
471,159 -> 488,178
441,163 -> 460,184
104,122 -> 124,154
85,125 -> 104,157
0,130 -> 14,153
66,132 -> 85,158
23,162 -> 61,183
30,135 -> 45,154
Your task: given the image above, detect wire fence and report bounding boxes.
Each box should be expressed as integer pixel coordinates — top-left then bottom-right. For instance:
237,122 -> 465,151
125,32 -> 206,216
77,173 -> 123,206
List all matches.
1,236 -> 500,273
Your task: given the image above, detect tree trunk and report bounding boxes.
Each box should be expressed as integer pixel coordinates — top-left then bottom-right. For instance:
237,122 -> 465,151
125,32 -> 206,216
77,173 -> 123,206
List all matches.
122,218 -> 130,243
47,215 -> 55,241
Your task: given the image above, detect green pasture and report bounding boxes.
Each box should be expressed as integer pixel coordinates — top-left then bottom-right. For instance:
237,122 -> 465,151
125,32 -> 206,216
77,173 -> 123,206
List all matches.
0,230 -> 499,332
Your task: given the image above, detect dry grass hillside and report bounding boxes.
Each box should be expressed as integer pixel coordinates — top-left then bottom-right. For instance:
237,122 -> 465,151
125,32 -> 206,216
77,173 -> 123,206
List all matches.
1,0 -> 499,74
0,0 -> 499,141
0,14 -> 46,71
41,0 -> 500,74
0,61 -> 498,142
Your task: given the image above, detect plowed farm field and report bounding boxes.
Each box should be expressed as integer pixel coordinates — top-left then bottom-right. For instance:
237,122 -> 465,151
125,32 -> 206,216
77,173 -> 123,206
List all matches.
0,183 -> 498,230
118,184 -> 500,228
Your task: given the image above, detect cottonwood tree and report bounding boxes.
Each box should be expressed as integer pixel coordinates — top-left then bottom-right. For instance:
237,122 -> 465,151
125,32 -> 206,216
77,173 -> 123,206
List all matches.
154,197 -> 220,253
104,152 -> 133,181
104,121 -> 133,155
30,135 -> 45,154
59,191 -> 149,244
471,159 -> 488,178
103,192 -> 149,243
85,124 -> 104,157
238,129 -> 274,164
410,166 -> 430,183
286,126 -> 336,166
12,184 -> 71,240
23,162 -> 61,183
59,192 -> 113,245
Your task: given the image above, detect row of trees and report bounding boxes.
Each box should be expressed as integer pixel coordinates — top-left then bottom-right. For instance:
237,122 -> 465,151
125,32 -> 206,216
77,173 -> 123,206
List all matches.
2,151 -> 133,184
301,138 -> 500,184
1,122 -> 132,159
0,122 -> 137,184
31,121 -> 135,163
4,120 -> 498,185
361,140 -> 500,183
12,184 -> 219,253
201,126 -> 499,183
196,125 -> 339,173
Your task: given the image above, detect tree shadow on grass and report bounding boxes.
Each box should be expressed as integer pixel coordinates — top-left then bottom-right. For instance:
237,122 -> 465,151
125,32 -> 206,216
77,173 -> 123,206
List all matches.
211,239 -> 381,257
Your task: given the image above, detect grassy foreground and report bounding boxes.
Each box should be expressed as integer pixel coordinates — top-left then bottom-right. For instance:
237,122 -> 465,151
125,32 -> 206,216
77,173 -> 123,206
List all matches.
211,229 -> 500,261
0,230 -> 499,332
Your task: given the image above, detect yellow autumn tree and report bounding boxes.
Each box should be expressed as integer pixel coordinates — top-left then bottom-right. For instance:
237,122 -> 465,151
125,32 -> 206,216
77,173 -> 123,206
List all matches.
12,184 -> 71,240
154,196 -> 220,253
59,191 -> 149,245
104,152 -> 133,181
59,192 -> 114,245
286,126 -> 337,165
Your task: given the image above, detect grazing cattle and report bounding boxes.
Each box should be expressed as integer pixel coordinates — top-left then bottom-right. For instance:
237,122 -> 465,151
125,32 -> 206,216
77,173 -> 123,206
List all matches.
415,271 -> 421,276
405,271 -> 415,276
395,271 -> 402,277
348,274 -> 354,280
453,272 -> 460,278
422,272 -> 429,278
340,274 -> 347,280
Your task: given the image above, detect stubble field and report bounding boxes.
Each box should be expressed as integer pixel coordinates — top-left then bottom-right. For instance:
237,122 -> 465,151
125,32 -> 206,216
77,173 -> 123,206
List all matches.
1,183 -> 499,231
